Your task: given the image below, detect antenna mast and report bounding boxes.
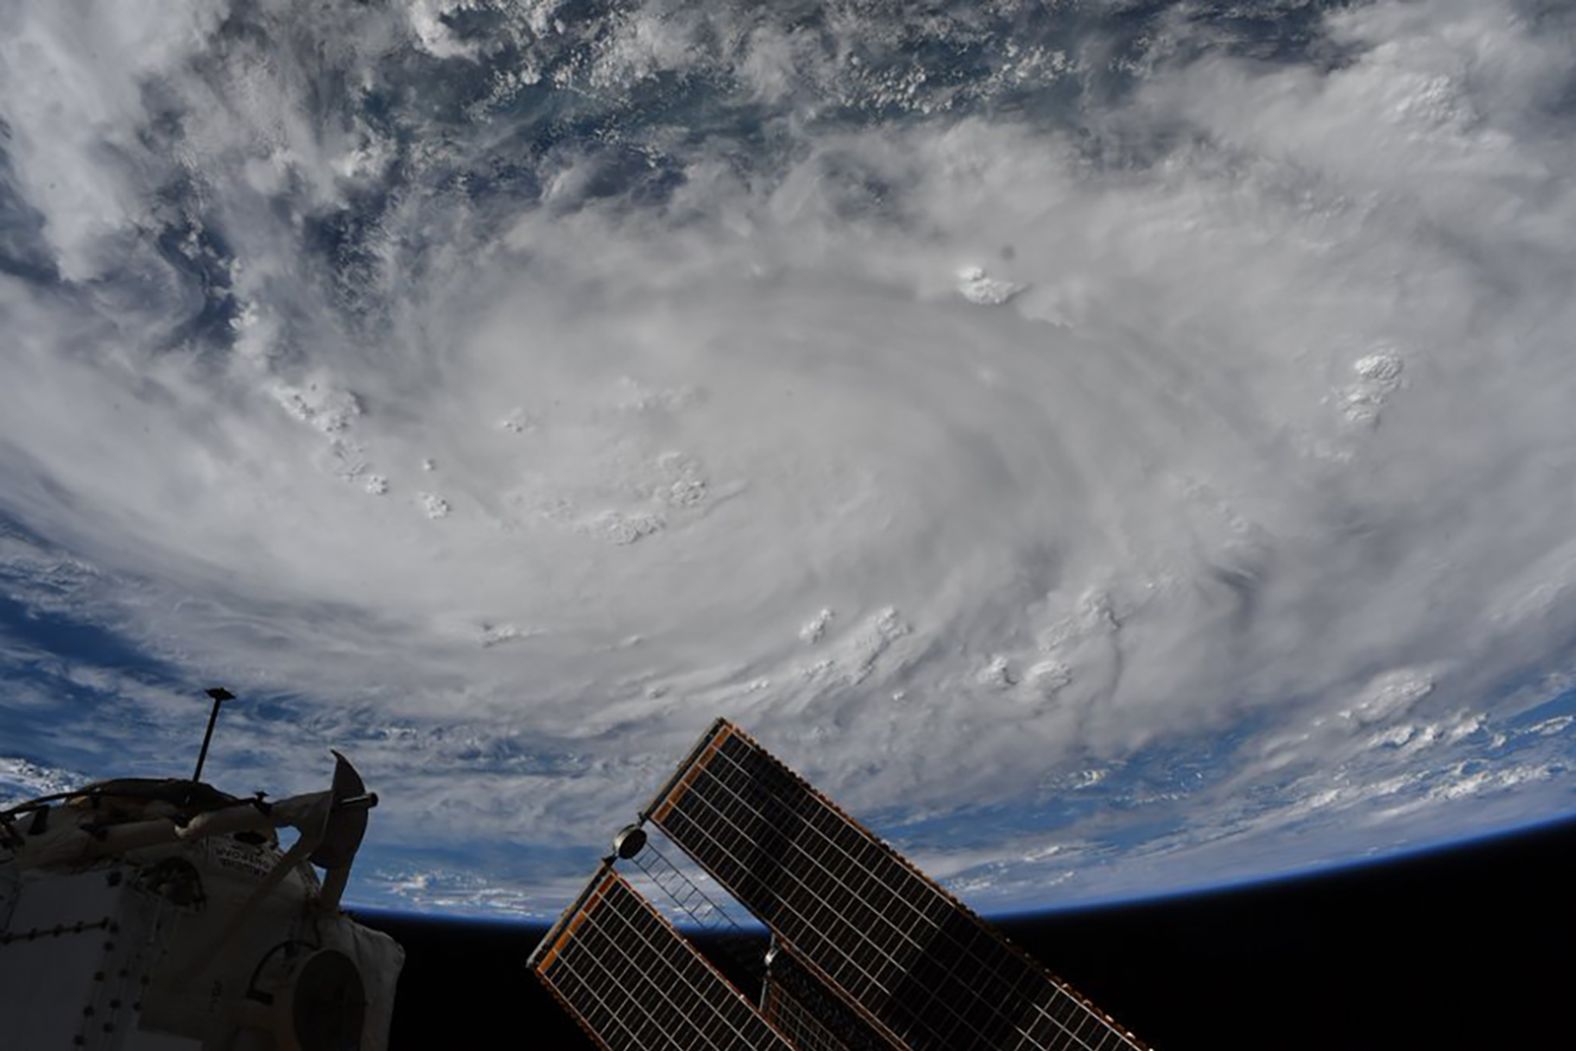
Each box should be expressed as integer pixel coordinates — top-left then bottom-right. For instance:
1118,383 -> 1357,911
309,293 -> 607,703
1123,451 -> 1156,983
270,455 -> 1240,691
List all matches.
192,687 -> 234,784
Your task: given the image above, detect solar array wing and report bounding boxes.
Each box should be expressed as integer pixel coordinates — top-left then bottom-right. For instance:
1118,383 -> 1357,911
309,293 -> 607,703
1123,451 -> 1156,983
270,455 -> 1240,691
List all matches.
762,941 -> 897,1051
645,720 -> 1149,1051
530,864 -> 796,1051
764,977 -> 851,1051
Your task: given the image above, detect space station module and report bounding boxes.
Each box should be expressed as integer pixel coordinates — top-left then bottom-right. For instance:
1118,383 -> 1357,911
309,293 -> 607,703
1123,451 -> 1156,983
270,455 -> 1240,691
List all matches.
0,746 -> 402,1050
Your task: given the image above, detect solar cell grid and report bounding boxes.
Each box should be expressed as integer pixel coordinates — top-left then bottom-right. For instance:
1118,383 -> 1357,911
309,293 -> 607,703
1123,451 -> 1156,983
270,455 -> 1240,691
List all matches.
764,942 -> 899,1051
533,867 -> 796,1051
765,980 -> 854,1051
649,722 -> 1148,1051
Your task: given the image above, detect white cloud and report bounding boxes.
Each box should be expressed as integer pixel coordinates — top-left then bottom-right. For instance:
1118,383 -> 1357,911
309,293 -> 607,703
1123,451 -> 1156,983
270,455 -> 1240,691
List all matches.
1,0 -> 1573,913
0,756 -> 86,809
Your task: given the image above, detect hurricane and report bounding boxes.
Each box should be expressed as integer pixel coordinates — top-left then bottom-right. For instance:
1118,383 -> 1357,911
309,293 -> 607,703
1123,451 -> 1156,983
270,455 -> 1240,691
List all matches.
2,0 -> 1573,916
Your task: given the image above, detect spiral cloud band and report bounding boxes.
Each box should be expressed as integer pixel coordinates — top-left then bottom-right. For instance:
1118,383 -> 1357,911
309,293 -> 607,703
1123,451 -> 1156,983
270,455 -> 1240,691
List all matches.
1,0 -> 1573,915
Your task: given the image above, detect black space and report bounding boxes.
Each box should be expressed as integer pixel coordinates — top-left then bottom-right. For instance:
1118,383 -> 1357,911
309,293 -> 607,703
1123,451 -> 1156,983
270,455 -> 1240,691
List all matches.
354,815 -> 1575,1049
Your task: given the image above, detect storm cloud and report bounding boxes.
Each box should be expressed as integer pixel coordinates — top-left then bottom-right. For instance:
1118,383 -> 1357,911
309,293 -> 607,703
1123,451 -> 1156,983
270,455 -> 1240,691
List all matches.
1,0 -> 1573,915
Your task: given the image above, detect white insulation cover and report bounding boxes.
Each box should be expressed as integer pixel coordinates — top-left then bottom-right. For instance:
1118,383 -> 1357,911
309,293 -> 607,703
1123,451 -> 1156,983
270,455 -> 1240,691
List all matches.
0,866 -> 170,1050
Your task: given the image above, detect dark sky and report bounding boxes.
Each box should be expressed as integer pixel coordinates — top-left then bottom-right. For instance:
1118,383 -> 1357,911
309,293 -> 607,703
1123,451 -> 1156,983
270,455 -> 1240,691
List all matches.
355,814 -> 1576,1050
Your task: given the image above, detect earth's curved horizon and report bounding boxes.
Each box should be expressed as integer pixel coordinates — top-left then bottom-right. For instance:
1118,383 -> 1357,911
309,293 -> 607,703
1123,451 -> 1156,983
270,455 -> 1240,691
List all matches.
2,0 -> 1574,922
336,806 -> 1576,928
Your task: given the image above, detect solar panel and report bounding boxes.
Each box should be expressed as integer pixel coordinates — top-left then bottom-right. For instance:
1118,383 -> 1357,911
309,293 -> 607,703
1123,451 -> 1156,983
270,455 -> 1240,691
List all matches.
645,720 -> 1149,1051
531,864 -> 796,1051
762,940 -> 897,1051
